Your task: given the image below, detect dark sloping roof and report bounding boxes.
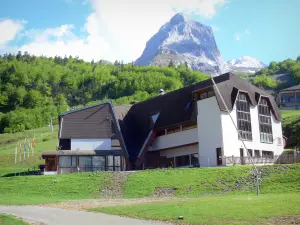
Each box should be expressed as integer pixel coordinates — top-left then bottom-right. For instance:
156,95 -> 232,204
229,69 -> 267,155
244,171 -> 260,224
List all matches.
210,74 -> 281,120
122,72 -> 281,166
279,84 -> 300,92
59,101 -> 129,158
121,84 -> 197,165
57,150 -> 125,156
60,102 -> 118,139
113,104 -> 131,121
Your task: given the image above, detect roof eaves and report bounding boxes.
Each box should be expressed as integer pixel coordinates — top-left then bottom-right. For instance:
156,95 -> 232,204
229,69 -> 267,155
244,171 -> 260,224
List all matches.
110,102 -> 130,158
60,101 -> 112,117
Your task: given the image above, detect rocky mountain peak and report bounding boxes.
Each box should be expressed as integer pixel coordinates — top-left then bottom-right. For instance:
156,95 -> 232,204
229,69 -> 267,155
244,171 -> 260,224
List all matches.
135,13 -> 225,75
169,13 -> 191,25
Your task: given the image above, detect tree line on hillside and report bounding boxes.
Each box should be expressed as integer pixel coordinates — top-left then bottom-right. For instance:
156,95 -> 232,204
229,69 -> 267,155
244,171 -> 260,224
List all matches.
252,56 -> 300,89
0,52 -> 209,133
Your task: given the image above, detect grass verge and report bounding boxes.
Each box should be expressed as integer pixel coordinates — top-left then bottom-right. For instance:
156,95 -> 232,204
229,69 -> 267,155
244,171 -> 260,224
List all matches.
0,172 -> 109,205
124,164 -> 300,198
91,193 -> 300,225
0,214 -> 29,225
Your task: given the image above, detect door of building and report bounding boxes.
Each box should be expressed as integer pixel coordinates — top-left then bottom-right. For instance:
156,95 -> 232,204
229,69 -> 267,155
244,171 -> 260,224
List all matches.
240,148 -> 244,165
216,148 -> 222,166
167,157 -> 174,168
46,157 -> 57,171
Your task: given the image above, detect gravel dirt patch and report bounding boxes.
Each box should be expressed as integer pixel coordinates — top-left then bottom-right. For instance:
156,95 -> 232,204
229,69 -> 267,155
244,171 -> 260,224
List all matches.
153,187 -> 177,197
100,171 -> 132,199
38,197 -> 187,210
268,215 -> 300,224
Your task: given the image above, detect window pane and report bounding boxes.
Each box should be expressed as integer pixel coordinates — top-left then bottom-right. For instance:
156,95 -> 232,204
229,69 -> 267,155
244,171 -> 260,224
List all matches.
258,97 -> 273,143
107,167 -> 114,171
236,93 -> 252,141
191,154 -> 199,166
262,151 -> 274,159
254,150 -> 260,158
247,149 -> 253,157
175,155 -> 190,167
59,156 -> 71,167
79,156 -> 92,167
107,156 -> 114,167
200,92 -> 208,99
114,156 -> 120,167
71,156 -> 77,167
207,90 -> 214,97
92,156 -> 105,170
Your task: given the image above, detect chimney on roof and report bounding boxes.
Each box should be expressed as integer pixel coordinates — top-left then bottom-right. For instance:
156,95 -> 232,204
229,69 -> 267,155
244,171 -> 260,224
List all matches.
159,89 -> 165,96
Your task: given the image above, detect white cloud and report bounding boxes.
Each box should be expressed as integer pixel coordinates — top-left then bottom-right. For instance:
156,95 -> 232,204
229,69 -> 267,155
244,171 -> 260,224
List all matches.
3,0 -> 229,62
234,28 -> 250,41
235,34 -> 241,41
211,25 -> 220,32
244,28 -> 250,35
0,19 -> 26,48
18,16 -> 115,61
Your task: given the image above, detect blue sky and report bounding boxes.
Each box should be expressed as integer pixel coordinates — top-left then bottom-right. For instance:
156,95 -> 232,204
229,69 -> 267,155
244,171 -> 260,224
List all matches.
0,0 -> 299,64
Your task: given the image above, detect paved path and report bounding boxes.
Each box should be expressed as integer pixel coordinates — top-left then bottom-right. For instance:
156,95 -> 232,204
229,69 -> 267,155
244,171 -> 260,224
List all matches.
0,206 -> 171,225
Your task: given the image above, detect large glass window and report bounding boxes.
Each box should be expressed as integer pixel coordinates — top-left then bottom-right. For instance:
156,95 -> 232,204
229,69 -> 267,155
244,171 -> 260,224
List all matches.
258,97 -> 273,143
59,156 -> 76,167
79,156 -> 92,167
175,155 -> 190,167
191,153 -> 199,166
236,92 -> 252,141
59,155 -> 122,172
106,155 -> 121,171
254,150 -> 260,158
262,150 -> 274,159
92,156 -> 105,171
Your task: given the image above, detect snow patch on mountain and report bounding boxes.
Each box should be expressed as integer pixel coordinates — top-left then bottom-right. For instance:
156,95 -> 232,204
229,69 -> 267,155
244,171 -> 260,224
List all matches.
225,56 -> 266,73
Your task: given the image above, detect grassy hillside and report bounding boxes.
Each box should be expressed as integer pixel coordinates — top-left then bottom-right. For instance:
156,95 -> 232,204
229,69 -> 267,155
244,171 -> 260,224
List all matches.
281,110 -> 300,148
0,165 -> 299,205
124,165 -> 300,198
0,126 -> 58,176
0,172 -> 109,205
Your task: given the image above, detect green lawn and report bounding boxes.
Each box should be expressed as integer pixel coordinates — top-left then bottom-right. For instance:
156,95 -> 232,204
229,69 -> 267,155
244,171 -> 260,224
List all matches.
124,164 -> 300,198
92,193 -> 300,225
0,172 -> 109,205
0,214 -> 29,225
281,110 -> 300,120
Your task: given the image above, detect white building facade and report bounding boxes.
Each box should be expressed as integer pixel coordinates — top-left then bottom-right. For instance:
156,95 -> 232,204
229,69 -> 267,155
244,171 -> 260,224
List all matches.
143,74 -> 284,169
197,93 -> 283,167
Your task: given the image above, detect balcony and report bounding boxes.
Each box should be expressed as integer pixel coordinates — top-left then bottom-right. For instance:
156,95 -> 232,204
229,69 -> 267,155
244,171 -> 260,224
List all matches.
151,128 -> 198,151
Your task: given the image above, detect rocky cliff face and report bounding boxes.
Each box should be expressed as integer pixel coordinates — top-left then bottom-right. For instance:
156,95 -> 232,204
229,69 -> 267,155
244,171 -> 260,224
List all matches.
135,13 -> 225,75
